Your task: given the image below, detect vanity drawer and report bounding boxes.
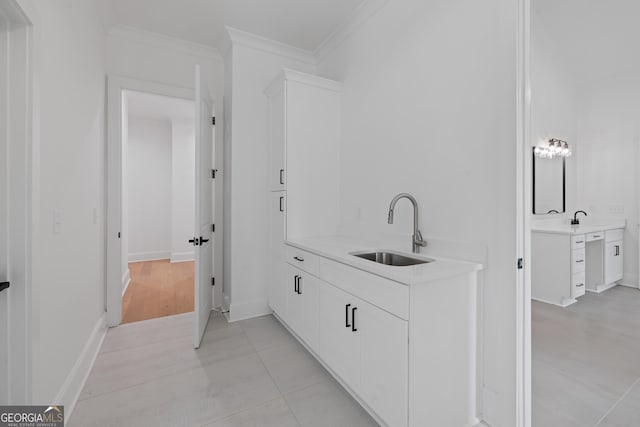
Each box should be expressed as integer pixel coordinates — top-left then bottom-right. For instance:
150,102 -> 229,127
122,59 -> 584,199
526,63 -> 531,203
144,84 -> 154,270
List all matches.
571,235 -> 586,249
572,249 -> 586,273
572,272 -> 586,298
586,232 -> 603,242
605,229 -> 624,243
285,245 -> 320,277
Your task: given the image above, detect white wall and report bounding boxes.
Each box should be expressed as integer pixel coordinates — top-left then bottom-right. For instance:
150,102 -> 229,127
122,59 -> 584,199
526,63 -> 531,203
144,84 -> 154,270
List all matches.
171,119 -> 196,262
20,0 -> 111,406
315,1 -> 518,425
127,117 -> 172,261
225,33 -> 315,320
530,11 -> 578,220
575,76 -> 640,287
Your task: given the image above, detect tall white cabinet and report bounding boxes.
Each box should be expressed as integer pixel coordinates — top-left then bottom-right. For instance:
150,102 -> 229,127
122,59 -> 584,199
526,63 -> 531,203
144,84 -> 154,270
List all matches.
265,69 -> 341,321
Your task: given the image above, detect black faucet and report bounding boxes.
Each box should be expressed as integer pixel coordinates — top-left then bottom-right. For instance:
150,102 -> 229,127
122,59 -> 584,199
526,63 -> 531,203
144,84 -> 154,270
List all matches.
571,210 -> 587,225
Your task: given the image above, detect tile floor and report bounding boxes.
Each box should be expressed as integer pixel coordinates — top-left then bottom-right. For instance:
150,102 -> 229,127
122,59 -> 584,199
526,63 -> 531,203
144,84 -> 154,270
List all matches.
533,286 -> 640,427
70,311 -> 378,427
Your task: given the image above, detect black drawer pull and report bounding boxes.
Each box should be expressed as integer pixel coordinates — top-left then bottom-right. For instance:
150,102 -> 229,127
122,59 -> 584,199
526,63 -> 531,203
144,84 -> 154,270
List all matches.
593,235 -> 601,238
576,283 -> 584,287
297,276 -> 302,295
294,275 -> 299,293
280,169 -> 284,185
575,240 -> 584,244
0,282 -> 9,293
345,304 -> 351,328
576,260 -> 584,263
279,196 -> 284,212
293,256 -> 304,262
351,307 -> 358,332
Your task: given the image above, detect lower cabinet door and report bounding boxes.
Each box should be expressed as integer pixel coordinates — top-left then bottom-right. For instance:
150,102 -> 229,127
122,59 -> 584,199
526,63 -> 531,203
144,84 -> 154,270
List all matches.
318,281 -> 361,392
571,272 -> 586,298
285,263 -> 304,337
604,241 -> 623,285
359,299 -> 408,427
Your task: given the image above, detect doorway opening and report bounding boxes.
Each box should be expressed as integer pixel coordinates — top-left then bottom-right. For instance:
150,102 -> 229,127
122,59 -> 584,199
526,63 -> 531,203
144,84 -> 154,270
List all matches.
120,90 -> 197,324
107,71 -> 223,348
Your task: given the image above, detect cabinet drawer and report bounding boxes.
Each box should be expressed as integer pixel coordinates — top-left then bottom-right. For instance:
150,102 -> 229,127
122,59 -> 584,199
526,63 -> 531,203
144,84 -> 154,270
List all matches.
319,257 -> 409,320
586,232 -> 603,242
285,245 -> 320,276
605,229 -> 624,243
571,235 -> 586,249
572,272 -> 586,298
572,249 -> 586,273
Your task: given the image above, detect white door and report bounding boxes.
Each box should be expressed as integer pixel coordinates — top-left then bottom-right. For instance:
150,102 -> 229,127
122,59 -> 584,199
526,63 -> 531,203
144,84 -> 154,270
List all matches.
213,98 -> 224,308
194,65 -> 214,348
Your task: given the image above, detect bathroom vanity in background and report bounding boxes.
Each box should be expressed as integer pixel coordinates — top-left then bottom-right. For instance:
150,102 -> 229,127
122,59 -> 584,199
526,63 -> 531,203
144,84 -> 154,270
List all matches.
532,223 -> 625,307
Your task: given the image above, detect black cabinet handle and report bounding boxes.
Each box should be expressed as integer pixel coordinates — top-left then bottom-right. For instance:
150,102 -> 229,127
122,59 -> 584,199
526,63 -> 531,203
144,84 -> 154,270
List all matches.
351,307 -> 358,332
294,275 -> 298,293
297,276 -> 302,295
576,260 -> 584,263
293,256 -> 304,262
345,304 -> 351,328
593,235 -> 601,238
615,245 -> 620,256
280,169 -> 284,185
576,283 -> 584,287
279,196 -> 284,212
575,240 -> 584,244
0,282 -> 9,293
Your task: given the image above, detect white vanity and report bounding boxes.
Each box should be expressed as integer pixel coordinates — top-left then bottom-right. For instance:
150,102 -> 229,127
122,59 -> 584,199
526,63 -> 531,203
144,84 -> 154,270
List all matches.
532,223 -> 625,307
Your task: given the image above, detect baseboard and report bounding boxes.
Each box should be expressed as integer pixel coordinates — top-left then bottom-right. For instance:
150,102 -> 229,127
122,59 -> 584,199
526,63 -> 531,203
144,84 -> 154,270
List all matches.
531,296 -> 576,308
170,251 -> 194,263
54,313 -> 107,420
228,298 -> 271,322
128,251 -> 171,263
121,269 -> 131,297
619,282 -> 639,289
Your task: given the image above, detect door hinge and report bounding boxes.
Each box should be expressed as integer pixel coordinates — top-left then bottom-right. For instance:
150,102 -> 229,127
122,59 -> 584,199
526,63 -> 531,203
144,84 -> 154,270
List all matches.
212,224 -> 215,232
117,232 -> 121,238
517,258 -> 524,270
212,117 -> 216,126
211,277 -> 215,286
212,169 -> 218,179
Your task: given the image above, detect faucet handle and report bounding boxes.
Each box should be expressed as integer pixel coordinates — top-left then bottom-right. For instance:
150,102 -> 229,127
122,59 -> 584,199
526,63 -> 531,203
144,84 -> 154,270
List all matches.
414,230 -> 427,247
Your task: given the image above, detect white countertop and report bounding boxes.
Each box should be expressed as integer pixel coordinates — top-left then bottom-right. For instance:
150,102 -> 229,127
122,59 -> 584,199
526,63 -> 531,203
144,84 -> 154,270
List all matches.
531,222 -> 625,235
285,236 -> 483,286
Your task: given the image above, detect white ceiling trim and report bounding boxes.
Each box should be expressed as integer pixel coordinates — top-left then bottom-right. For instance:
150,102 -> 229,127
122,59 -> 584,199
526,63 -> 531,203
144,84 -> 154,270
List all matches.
314,0 -> 389,62
226,26 -> 316,66
109,25 -> 222,61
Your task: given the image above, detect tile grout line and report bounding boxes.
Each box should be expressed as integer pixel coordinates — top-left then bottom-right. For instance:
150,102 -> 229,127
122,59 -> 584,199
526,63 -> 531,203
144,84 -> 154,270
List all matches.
593,375 -> 640,427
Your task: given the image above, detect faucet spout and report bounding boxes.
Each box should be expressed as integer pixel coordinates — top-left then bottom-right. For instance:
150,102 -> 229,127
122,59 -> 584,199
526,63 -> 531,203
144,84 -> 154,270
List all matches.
387,193 -> 427,253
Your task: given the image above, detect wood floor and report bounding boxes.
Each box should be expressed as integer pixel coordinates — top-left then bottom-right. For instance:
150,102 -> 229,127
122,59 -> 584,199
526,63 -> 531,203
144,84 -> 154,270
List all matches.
122,259 -> 194,324
533,285 -> 640,427
70,312 -> 378,427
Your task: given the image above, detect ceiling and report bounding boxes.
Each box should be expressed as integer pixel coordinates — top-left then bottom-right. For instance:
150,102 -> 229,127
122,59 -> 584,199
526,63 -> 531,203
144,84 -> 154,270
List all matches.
533,0 -> 640,84
112,0 -> 365,52
126,90 -> 195,123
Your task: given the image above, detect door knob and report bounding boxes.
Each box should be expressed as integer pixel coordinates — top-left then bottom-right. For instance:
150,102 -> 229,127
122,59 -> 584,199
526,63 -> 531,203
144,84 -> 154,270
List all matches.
199,237 -> 210,245
0,282 -> 9,293
188,238 -> 199,246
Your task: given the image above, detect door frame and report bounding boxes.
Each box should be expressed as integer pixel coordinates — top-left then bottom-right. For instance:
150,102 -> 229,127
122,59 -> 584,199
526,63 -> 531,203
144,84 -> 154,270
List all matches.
0,0 -> 35,404
516,0 -> 532,426
106,75 -> 224,327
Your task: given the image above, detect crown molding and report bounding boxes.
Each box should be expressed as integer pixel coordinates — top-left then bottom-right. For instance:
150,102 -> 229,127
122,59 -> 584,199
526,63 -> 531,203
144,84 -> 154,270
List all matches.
226,26 -> 316,66
314,0 -> 389,62
108,25 -> 223,61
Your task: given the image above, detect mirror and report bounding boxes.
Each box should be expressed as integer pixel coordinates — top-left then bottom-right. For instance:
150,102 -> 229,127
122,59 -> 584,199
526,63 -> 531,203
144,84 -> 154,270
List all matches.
532,148 -> 565,214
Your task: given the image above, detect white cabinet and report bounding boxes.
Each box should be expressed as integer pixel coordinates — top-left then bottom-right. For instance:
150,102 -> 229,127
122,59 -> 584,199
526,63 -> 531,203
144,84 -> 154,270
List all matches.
267,192 -> 286,317
267,82 -> 285,192
318,280 -> 408,427
265,70 -> 341,240
532,226 -> 625,306
284,263 -> 319,350
605,240 -> 623,284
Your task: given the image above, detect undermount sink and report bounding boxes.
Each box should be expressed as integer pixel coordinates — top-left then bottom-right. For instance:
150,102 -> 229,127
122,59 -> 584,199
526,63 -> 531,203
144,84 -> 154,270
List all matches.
350,251 -> 433,266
